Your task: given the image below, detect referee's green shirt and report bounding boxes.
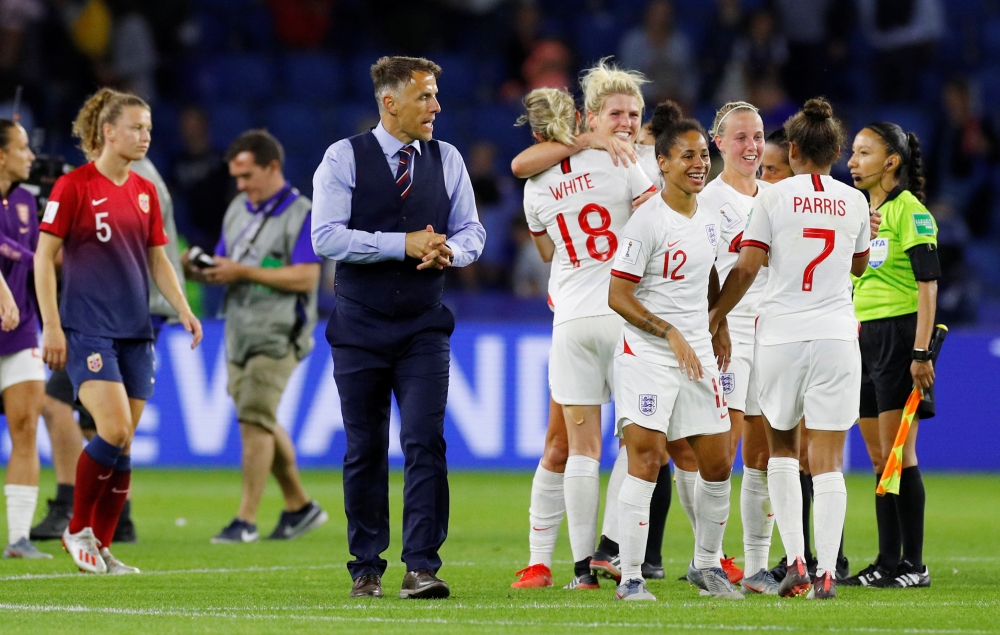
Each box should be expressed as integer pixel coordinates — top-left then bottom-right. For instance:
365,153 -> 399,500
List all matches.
853,188 -> 937,322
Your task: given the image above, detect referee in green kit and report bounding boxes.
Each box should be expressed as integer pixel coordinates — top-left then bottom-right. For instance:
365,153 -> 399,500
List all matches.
843,122 -> 939,589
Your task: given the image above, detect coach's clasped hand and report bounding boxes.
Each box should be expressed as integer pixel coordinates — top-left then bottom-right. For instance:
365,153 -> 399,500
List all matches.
407,224 -> 453,270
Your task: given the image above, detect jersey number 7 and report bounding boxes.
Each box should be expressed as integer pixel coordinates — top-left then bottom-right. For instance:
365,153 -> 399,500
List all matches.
802,228 -> 834,292
555,204 -> 618,268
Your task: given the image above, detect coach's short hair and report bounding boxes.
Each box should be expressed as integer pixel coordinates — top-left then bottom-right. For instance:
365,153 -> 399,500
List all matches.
225,129 -> 284,168
371,56 -> 443,106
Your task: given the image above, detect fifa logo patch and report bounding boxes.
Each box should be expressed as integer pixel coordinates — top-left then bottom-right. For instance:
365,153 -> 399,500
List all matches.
705,224 -> 718,246
138,193 -> 150,213
87,352 -> 103,373
639,394 -> 657,415
720,372 -> 735,395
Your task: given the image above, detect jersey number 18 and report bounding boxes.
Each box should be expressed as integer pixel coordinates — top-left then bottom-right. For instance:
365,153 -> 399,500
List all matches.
555,204 -> 618,268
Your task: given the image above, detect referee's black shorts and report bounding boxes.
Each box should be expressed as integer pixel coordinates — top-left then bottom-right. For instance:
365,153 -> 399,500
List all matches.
859,312 -> 935,420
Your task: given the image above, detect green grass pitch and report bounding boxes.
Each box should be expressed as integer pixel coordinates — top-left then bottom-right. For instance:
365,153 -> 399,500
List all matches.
0,469 -> 998,634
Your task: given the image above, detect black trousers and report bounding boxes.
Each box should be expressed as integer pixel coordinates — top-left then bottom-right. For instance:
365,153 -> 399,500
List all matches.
327,297 -> 453,579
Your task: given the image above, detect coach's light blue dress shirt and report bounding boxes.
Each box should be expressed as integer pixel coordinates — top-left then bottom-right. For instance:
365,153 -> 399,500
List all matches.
311,122 -> 486,267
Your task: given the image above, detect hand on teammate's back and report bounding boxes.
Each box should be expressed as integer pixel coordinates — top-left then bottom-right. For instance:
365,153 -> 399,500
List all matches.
579,132 -> 637,167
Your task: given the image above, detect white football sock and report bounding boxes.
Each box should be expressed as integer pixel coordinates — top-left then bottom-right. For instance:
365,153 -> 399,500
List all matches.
600,445 -> 627,543
5,484 -> 38,545
528,463 -> 565,568
618,474 -> 656,582
674,467 -> 698,533
741,466 -> 774,575
564,455 -> 600,564
767,457 -> 805,564
812,471 -> 847,578
694,474 -> 731,570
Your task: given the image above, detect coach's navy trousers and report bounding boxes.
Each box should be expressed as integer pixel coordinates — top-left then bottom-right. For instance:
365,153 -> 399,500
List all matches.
327,296 -> 453,580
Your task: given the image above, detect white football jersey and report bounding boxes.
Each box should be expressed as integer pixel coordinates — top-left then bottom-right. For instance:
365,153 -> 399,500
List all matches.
524,149 -> 654,326
699,176 -> 771,344
636,144 -> 664,191
742,173 -> 871,345
611,195 -> 720,367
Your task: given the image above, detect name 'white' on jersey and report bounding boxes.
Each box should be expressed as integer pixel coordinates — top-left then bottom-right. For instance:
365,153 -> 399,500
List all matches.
524,149 -> 654,326
611,195 -> 720,367
699,176 -> 770,344
742,173 -> 871,345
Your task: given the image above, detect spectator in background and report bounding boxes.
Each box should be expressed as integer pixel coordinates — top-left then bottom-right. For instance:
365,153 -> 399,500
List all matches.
466,141 -> 518,290
185,130 -> 327,546
521,40 -> 572,92
502,3 -> 541,100
714,9 -> 788,105
511,214 -> 548,297
109,1 -> 157,102
773,0 -> 845,104
858,0 -> 943,103
699,0 -> 746,103
171,105 -> 231,253
929,78 -> 998,237
619,0 -> 697,109
748,74 -> 796,135
268,0 -> 335,49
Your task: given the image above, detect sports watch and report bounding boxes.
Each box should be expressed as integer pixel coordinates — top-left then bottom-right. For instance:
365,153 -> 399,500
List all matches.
911,348 -> 932,362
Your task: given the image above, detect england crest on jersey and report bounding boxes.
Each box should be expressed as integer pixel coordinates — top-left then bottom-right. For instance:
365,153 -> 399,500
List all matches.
138,193 -> 150,213
706,223 -> 718,246
720,372 -> 735,395
639,394 -> 657,416
87,352 -> 103,373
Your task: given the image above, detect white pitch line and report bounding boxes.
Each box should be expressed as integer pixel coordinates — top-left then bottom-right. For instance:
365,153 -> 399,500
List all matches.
0,563 -> 343,582
0,603 -> 992,634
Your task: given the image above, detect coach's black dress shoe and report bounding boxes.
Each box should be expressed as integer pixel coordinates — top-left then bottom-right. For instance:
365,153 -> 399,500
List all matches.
350,574 -> 384,598
399,570 -> 450,599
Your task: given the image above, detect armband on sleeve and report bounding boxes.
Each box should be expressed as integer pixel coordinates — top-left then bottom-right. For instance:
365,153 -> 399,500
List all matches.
906,243 -> 941,282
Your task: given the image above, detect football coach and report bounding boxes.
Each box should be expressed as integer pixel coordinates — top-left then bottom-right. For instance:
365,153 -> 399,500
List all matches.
311,56 -> 485,599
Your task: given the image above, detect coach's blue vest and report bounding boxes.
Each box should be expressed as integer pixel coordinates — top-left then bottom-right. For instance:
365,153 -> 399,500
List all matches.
336,131 -> 451,316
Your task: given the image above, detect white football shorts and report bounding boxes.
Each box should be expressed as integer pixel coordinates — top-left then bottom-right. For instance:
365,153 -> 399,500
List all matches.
614,350 -> 731,442
0,347 -> 46,392
754,339 -> 861,432
549,314 -> 622,405
720,341 -> 760,416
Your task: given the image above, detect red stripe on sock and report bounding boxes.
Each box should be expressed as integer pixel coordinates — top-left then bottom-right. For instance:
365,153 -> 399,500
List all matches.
68,451 -> 114,534
93,470 -> 132,548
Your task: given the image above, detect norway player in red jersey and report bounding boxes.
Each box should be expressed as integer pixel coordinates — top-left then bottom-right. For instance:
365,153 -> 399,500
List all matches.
34,89 -> 202,573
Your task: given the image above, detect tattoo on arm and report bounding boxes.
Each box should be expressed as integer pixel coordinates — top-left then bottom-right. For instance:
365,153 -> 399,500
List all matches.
639,309 -> 673,339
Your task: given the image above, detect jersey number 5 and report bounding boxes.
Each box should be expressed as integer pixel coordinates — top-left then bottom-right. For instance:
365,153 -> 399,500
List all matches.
95,212 -> 112,243
802,228 -> 834,291
556,203 -> 618,268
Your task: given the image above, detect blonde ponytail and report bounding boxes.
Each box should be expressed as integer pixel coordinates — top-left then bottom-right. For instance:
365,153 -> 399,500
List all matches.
516,87 -> 578,146
72,88 -> 149,160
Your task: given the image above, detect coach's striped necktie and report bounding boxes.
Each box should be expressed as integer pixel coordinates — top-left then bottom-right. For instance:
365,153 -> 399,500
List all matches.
395,146 -> 415,199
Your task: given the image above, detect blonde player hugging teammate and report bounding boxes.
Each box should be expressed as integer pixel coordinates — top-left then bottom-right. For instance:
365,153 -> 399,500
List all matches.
512,78 -> 655,590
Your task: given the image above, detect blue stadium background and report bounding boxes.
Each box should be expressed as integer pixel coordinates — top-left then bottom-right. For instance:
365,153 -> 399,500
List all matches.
0,0 -> 998,469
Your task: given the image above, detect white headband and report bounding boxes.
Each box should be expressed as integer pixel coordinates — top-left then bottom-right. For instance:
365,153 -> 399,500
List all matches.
713,104 -> 759,136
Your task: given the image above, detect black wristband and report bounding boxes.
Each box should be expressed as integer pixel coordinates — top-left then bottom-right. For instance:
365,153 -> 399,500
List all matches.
912,349 -> 932,361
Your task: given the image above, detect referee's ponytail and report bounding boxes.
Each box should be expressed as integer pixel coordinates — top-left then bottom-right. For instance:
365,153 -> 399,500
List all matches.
864,122 -> 926,203
905,132 -> 926,203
